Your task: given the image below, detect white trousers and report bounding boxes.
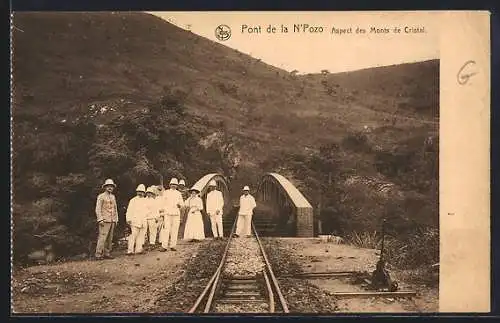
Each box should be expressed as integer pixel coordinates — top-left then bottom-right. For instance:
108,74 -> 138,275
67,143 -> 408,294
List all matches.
156,216 -> 164,243
146,219 -> 158,245
209,212 -> 224,238
161,215 -> 180,248
128,226 -> 146,254
236,214 -> 252,236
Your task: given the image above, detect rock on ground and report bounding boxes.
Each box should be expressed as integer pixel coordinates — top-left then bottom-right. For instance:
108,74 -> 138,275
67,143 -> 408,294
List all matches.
223,236 -> 265,278
213,302 -> 269,313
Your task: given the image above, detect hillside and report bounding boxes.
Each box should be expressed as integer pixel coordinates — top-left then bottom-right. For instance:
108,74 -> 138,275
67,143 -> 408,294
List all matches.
303,60 -> 439,119
12,11 -> 439,267
13,12 -> 438,163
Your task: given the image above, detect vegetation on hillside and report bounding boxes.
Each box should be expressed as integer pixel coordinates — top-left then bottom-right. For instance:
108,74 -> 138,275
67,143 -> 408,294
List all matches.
260,128 -> 438,269
12,11 -> 438,271
13,88 -> 238,263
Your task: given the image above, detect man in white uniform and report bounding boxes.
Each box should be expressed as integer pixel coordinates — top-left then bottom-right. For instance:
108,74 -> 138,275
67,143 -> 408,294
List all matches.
206,180 -> 225,240
159,178 -> 184,251
236,186 -> 256,238
144,186 -> 160,249
126,184 -> 147,255
155,185 -> 164,243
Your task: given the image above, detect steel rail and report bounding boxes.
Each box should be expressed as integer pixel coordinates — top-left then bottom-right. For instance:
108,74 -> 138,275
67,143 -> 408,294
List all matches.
263,271 -> 275,312
252,222 -> 290,313
204,269 -> 221,312
188,217 -> 237,313
203,217 -> 239,312
190,216 -> 289,313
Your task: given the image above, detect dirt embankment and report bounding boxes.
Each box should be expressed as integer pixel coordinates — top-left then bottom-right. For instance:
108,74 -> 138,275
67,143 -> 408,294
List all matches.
262,238 -> 438,313
12,239 -> 225,314
12,237 -> 438,314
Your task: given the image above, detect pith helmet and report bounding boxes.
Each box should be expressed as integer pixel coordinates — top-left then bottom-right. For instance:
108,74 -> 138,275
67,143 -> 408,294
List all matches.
243,185 -> 250,191
189,187 -> 200,193
146,186 -> 156,194
179,179 -> 186,186
136,184 -> 146,192
102,179 -> 116,188
169,178 -> 179,185
209,180 -> 217,187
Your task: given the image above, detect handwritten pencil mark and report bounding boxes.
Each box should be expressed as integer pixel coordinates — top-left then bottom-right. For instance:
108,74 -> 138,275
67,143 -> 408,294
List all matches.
457,60 -> 477,85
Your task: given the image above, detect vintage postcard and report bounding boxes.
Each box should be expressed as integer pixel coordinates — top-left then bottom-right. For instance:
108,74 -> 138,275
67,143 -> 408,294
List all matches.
10,11 -> 490,314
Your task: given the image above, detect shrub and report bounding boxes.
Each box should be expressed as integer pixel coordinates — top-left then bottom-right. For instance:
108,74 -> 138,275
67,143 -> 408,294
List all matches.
341,132 -> 370,152
347,231 -> 380,249
385,226 -> 439,269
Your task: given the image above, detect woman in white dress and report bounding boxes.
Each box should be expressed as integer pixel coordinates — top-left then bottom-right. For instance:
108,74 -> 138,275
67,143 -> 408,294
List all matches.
183,188 -> 205,242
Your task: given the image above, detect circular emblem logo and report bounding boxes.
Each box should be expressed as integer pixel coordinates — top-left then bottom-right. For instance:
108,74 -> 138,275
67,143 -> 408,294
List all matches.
215,24 -> 231,41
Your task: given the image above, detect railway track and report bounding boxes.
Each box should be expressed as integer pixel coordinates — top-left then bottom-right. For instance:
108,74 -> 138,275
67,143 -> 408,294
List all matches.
188,219 -> 289,313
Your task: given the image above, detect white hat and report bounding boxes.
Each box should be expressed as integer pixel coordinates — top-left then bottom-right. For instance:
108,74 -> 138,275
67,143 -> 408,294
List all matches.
169,178 -> 178,185
179,179 -> 186,186
136,184 -> 146,192
146,186 -> 156,194
243,185 -> 250,191
209,180 -> 217,187
102,179 -> 116,188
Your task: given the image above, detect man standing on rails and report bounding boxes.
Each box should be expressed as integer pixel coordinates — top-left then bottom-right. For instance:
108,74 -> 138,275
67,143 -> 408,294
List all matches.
235,185 -> 256,238
159,178 -> 185,251
94,178 -> 119,260
206,180 -> 225,240
126,184 -> 147,255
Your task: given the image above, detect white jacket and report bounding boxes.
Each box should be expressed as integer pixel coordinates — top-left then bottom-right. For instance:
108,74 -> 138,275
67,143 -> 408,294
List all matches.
160,188 -> 185,216
206,190 -> 224,215
126,196 -> 146,228
239,194 -> 256,216
144,197 -> 160,220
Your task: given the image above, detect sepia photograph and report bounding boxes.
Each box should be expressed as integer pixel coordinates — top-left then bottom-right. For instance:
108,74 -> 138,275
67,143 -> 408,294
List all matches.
10,10 -> 488,314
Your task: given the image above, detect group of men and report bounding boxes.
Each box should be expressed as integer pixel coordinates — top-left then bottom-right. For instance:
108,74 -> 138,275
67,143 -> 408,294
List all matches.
94,177 -> 257,260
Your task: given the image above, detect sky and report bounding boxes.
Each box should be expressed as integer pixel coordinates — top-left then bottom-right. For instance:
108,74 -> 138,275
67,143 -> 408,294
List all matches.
149,11 -> 440,74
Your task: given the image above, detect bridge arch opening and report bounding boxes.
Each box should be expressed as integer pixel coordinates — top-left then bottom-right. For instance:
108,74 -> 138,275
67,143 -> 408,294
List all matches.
182,173 -> 233,238
186,172 -> 314,238
255,173 -> 314,237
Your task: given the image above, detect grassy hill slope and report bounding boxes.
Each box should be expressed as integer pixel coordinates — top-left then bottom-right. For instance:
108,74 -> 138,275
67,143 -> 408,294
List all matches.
12,12 -> 438,268
13,12 -> 438,162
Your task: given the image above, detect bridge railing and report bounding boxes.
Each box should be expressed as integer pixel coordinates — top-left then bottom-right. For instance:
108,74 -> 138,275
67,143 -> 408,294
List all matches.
257,173 -> 314,237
